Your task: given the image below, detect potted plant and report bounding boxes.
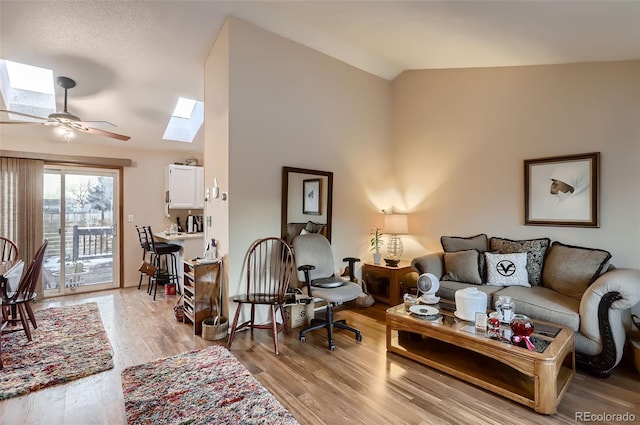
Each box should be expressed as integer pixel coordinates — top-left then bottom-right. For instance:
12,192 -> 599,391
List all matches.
370,226 -> 384,265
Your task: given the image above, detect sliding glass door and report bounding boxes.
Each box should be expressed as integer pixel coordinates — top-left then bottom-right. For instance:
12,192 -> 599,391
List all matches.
43,165 -> 120,296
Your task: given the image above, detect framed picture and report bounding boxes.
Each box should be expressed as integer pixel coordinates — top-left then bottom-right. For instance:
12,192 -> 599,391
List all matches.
303,179 -> 321,215
524,152 -> 599,227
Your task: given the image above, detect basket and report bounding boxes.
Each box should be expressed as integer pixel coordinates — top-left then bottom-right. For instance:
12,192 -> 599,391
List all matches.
355,280 -> 375,308
202,317 -> 228,341
173,295 -> 184,322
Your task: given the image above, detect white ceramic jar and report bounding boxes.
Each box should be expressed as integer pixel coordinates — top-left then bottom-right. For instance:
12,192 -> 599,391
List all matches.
454,287 -> 488,321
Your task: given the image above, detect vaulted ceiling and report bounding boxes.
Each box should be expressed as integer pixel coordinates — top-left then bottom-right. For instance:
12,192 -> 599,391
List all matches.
1,1 -> 638,151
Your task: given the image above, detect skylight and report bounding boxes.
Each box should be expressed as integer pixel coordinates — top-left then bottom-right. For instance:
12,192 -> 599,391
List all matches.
173,97 -> 196,119
162,97 -> 204,143
0,59 -> 56,121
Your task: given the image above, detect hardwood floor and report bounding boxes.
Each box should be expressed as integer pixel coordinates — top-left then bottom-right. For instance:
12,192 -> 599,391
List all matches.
1,287 -> 638,425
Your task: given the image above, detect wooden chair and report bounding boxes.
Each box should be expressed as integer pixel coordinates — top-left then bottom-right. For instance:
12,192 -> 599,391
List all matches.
228,237 -> 295,355
0,237 -> 19,262
0,260 -> 25,368
2,240 -> 48,341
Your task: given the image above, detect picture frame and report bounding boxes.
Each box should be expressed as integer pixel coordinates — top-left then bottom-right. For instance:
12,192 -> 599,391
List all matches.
524,152 -> 599,227
303,178 -> 321,215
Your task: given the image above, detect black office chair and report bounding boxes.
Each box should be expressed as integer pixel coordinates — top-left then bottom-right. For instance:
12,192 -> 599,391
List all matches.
292,234 -> 362,351
135,226 -> 180,299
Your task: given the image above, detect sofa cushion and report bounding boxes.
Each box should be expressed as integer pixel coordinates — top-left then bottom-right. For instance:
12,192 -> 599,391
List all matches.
485,252 -> 530,287
542,241 -> 612,300
441,233 -> 488,253
441,250 -> 482,285
496,286 -> 580,331
489,237 -> 550,286
441,234 -> 488,279
436,280 -> 503,302
304,221 -> 324,233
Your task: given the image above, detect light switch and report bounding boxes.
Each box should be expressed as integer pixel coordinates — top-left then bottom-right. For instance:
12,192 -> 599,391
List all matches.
128,215 -> 134,222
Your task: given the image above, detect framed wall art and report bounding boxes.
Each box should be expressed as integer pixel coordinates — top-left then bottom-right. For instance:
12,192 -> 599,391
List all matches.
303,178 -> 321,215
524,152 -> 599,227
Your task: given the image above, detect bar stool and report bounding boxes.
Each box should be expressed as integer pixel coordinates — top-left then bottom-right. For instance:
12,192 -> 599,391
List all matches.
135,225 -> 153,290
136,226 -> 181,299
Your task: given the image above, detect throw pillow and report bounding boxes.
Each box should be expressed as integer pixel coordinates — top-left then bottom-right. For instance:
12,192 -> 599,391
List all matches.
304,221 -> 324,234
441,234 -> 488,253
489,237 -> 550,286
485,252 -> 530,287
542,241 -> 612,300
441,250 -> 482,285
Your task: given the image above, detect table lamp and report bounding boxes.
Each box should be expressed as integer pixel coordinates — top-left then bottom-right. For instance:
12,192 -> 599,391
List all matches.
383,213 -> 408,267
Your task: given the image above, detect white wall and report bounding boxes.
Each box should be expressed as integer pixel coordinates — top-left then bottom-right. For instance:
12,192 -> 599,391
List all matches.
392,60 -> 640,268
204,18 -> 230,315
204,18 -> 393,322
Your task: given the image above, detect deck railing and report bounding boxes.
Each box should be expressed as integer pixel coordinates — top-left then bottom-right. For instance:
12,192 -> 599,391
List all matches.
72,225 -> 113,261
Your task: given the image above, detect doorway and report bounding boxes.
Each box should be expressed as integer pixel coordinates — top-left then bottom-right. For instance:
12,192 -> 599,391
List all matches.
42,165 -> 120,296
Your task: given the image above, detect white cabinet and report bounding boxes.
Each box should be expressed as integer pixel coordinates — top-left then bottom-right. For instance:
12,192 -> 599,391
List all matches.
166,164 -> 204,209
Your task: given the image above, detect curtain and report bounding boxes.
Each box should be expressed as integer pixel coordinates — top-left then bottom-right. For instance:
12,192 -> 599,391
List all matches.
0,157 -> 44,298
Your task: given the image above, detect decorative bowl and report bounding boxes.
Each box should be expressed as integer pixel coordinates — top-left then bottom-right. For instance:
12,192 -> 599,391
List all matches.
510,314 -> 534,337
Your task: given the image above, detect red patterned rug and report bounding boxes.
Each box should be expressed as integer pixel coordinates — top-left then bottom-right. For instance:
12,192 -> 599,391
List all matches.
121,345 -> 299,425
0,302 -> 114,400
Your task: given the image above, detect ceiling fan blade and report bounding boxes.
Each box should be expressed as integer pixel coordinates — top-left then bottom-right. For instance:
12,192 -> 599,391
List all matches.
81,126 -> 131,141
77,120 -> 117,127
0,109 -> 48,122
0,121 -> 45,125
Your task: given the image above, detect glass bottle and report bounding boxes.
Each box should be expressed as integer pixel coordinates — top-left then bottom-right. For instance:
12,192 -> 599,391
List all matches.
495,295 -> 515,323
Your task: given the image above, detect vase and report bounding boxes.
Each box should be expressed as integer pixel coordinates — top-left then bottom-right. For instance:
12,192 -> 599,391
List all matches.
373,253 -> 381,265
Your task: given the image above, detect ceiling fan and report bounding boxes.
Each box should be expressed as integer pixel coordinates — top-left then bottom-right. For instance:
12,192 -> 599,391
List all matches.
0,76 -> 130,141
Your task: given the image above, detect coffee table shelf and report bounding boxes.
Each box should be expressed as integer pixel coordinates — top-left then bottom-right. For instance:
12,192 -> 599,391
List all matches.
386,304 -> 575,414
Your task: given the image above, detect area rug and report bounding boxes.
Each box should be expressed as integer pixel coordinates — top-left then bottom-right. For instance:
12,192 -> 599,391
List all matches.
0,302 -> 114,400
121,345 -> 299,425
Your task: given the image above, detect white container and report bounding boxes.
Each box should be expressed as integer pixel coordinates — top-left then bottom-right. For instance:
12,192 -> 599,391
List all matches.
454,287 -> 488,322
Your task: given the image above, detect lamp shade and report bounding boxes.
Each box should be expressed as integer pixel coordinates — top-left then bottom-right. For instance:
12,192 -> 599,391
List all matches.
384,214 -> 408,234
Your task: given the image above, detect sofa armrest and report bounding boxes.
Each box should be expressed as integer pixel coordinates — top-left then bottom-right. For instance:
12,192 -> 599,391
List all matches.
411,253 -> 444,279
580,268 -> 640,319
578,268 -> 640,375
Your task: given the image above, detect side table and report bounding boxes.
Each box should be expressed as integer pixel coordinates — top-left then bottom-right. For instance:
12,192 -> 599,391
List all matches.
362,261 -> 413,305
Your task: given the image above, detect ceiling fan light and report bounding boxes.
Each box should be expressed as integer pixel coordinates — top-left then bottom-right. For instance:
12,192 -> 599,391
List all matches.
55,126 -> 74,141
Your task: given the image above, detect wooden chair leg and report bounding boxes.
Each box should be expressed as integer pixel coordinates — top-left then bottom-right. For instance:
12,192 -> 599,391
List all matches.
0,322 -> 4,369
25,302 -> 37,329
18,304 -> 32,342
271,305 -> 279,355
227,302 -> 243,350
250,304 -> 256,335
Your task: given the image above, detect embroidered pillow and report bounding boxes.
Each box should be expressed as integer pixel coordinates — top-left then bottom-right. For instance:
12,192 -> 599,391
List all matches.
485,252 -> 530,287
441,250 -> 482,285
489,237 -> 550,286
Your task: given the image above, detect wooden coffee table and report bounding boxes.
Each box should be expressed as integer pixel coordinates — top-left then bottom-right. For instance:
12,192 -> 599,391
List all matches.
386,303 -> 575,414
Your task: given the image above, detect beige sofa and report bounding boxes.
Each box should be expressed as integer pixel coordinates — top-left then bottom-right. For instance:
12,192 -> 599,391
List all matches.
411,234 -> 640,377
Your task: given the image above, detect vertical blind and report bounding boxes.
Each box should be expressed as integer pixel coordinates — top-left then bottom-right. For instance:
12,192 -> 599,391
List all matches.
0,157 -> 45,297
